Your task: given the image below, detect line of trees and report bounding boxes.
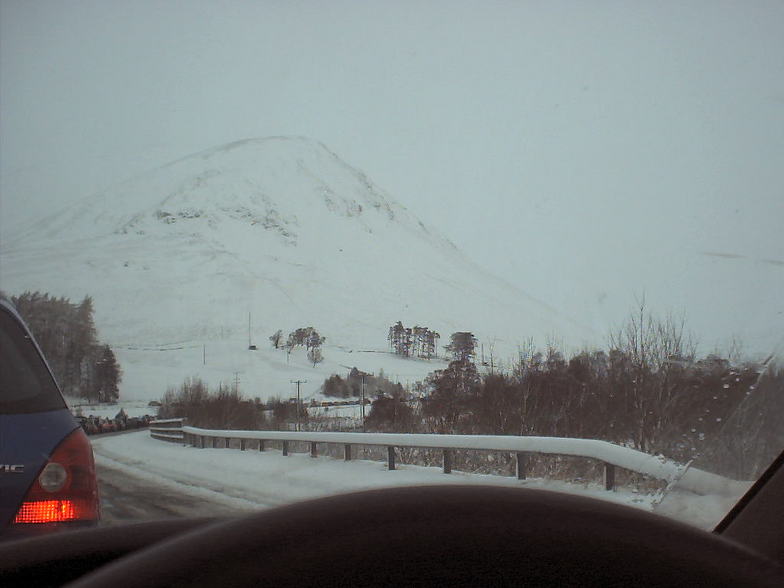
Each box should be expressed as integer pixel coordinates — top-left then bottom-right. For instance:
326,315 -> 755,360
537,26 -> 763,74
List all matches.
10,291 -> 122,402
158,377 -> 314,431
158,377 -> 263,429
387,324 -> 480,364
369,307 -> 783,480
388,322 -> 440,358
164,307 -> 780,482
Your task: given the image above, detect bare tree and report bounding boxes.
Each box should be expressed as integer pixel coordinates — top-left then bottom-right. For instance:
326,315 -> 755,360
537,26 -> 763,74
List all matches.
308,346 -> 323,367
608,297 -> 696,453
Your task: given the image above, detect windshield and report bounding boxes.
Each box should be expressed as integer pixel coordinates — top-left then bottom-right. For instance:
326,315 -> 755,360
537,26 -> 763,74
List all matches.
0,1 -> 782,537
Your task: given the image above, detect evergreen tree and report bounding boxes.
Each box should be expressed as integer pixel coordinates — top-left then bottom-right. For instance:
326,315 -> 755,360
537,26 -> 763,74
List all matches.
422,359 -> 480,433
445,332 -> 477,362
388,321 -> 408,356
10,291 -> 117,401
94,345 -> 122,402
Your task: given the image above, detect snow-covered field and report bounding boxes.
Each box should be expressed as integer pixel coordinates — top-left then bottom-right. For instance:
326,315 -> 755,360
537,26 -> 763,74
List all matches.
1,137 -> 594,402
67,399 -> 159,419
91,431 -> 743,530
114,338 -> 446,403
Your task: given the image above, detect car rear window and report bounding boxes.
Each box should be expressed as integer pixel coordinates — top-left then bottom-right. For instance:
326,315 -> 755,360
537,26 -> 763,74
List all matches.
0,308 -> 65,414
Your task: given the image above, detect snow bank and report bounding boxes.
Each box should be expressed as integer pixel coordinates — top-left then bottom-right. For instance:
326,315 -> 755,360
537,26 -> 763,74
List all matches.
93,430 -> 746,530
180,426 -> 736,495
92,431 -> 653,514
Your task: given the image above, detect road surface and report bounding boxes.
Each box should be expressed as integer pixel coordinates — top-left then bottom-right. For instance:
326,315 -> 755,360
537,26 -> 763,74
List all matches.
97,460 -> 248,525
93,429 -> 252,525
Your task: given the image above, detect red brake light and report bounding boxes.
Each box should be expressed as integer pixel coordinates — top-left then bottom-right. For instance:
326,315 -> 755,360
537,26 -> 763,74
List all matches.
12,427 -> 100,525
13,499 -> 83,524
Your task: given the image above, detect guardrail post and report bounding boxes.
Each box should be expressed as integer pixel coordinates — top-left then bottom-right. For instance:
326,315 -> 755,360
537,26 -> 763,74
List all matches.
200,436 -> 205,448
516,452 -> 528,480
443,449 -> 452,474
344,444 -> 352,461
212,437 -> 217,449
225,437 -> 231,449
604,463 -> 615,491
240,439 -> 246,451
310,441 -> 317,458
387,446 -> 396,470
259,440 -> 265,452
282,440 -> 289,456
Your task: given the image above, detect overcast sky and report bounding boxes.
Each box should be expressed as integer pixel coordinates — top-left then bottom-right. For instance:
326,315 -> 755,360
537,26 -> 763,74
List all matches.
1,0 -> 783,353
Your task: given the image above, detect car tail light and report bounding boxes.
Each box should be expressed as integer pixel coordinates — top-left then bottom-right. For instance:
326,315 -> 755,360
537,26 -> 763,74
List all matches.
12,427 -> 100,525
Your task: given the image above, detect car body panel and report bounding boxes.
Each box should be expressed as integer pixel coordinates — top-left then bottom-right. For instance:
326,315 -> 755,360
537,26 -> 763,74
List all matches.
0,409 -> 80,528
0,299 -> 91,535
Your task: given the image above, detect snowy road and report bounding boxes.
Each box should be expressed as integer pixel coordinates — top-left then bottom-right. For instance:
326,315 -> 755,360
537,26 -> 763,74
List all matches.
97,460 -> 249,525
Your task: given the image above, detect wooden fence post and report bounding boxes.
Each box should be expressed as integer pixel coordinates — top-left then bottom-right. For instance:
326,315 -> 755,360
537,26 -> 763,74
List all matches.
259,439 -> 265,452
516,452 -> 528,480
443,449 -> 452,474
387,446 -> 396,470
282,440 -> 289,456
310,441 -> 318,458
604,463 -> 615,491
344,444 -> 352,461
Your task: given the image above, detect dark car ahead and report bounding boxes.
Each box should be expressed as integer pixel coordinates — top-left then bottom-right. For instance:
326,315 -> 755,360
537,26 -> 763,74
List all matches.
0,299 -> 99,539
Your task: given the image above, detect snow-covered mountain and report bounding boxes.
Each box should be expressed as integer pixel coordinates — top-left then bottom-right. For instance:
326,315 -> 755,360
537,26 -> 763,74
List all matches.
1,137 -> 593,399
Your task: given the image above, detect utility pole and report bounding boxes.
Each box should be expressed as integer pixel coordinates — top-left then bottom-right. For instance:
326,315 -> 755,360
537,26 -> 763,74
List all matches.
247,312 -> 257,350
233,372 -> 240,393
361,373 -> 366,430
203,344 -> 206,365
353,370 -> 373,432
291,380 -> 307,431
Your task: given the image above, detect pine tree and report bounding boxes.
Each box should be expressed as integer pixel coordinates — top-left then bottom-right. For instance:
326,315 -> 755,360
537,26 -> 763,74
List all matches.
10,291 -> 119,401
445,332 -> 477,362
94,344 -> 122,402
388,321 -> 407,355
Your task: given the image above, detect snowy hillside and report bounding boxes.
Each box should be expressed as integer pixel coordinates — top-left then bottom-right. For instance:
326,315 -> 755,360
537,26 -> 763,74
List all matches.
1,137 -> 593,400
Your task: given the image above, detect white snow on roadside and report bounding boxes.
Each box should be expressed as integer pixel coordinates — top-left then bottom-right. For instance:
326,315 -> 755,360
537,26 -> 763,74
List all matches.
91,431 -> 655,516
653,487 -> 746,530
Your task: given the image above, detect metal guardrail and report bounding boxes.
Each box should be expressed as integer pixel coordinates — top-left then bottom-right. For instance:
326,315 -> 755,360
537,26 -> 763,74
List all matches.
149,418 -> 186,443
148,418 -> 734,493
